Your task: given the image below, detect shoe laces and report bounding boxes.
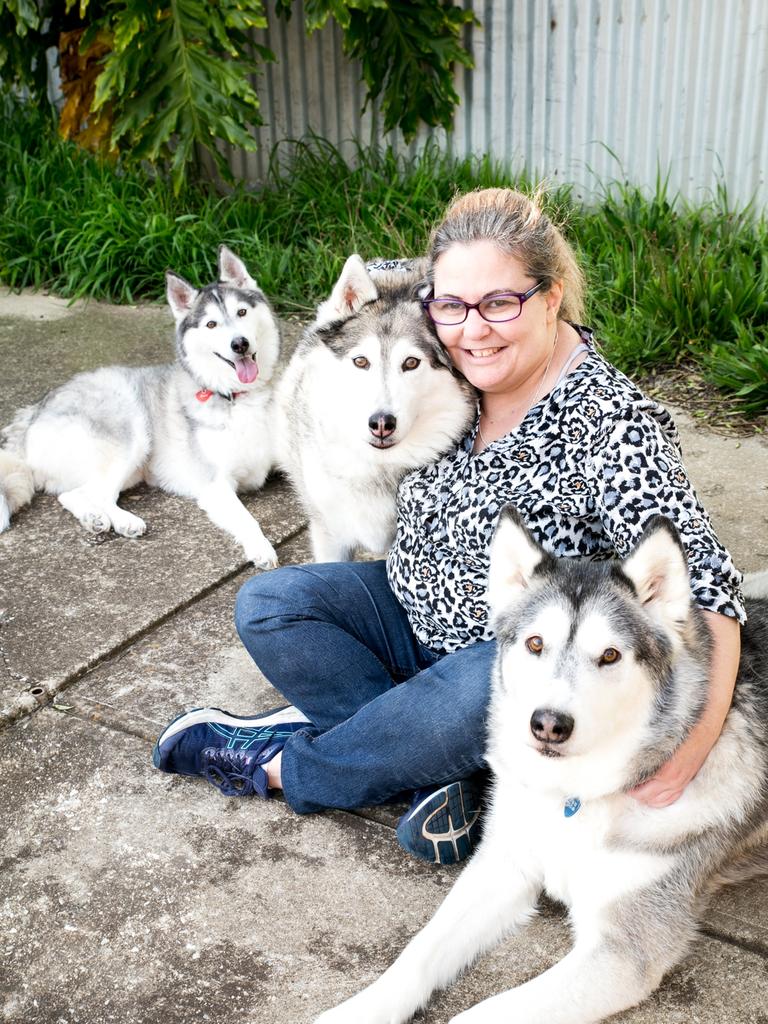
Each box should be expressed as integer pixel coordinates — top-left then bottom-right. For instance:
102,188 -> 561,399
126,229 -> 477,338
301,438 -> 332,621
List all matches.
202,748 -> 267,798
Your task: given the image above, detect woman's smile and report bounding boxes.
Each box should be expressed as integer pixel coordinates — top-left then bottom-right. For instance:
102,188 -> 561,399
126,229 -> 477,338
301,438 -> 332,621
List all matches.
464,345 -> 503,360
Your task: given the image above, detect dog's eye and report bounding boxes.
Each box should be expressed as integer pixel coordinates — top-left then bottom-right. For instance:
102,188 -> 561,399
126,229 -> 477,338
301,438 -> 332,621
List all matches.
206,320 -> 217,329
599,647 -> 621,666
353,356 -> 370,370
237,308 -> 247,318
525,635 -> 544,655
402,357 -> 421,372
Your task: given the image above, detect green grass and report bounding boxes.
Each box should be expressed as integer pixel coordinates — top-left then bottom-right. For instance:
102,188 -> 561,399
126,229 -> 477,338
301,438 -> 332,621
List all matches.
1,97 -> 767,416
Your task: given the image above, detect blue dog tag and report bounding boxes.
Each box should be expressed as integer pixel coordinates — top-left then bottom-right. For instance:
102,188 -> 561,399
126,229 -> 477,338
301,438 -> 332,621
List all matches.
564,797 -> 581,818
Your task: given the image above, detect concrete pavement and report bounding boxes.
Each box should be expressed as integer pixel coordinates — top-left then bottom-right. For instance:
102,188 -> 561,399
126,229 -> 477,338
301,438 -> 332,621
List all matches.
1,291 -> 767,1023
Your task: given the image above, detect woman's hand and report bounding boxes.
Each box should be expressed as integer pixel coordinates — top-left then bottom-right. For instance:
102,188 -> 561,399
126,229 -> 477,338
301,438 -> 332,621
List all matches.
631,610 -> 741,808
630,718 -> 721,806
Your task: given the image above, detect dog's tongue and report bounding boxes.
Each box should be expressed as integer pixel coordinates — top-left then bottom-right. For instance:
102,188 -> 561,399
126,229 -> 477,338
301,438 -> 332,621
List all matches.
235,355 -> 259,384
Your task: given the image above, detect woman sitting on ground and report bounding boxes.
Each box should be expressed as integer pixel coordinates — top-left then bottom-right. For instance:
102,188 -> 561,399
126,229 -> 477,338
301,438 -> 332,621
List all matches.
153,187 -> 744,866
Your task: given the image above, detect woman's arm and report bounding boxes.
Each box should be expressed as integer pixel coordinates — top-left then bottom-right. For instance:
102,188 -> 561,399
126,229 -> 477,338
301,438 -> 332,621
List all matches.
631,610 -> 741,807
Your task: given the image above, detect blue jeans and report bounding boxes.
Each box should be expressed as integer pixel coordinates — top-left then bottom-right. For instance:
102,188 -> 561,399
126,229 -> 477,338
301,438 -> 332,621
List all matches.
234,560 -> 495,814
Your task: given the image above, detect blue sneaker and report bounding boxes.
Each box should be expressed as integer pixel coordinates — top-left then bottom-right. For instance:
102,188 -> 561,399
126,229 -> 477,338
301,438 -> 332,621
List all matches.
152,705 -> 310,798
396,779 -> 483,865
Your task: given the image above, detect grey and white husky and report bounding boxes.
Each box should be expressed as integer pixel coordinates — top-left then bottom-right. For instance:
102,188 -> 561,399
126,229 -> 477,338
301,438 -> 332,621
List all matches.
316,508 -> 768,1024
276,255 -> 476,561
0,248 -> 281,567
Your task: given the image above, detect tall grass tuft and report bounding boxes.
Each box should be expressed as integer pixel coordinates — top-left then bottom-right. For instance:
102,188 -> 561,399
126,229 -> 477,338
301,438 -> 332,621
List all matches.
0,96 -> 766,416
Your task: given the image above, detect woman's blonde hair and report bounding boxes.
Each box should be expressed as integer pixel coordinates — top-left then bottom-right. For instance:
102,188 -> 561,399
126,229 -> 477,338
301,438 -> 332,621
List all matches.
427,187 -> 585,324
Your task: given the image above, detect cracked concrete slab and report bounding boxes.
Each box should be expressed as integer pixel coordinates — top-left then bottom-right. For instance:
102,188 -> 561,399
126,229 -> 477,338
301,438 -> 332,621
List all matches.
48,531 -> 315,744
4,709 -> 768,1024
1,709 -> 455,1024
0,478 -> 307,722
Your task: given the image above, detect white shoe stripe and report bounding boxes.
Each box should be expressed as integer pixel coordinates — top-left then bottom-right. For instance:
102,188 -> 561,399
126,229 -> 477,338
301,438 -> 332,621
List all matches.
158,705 -> 310,745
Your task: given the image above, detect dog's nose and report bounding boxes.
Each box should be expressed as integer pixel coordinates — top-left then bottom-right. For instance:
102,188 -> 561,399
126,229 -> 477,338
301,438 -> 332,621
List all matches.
530,708 -> 574,744
230,336 -> 250,355
368,412 -> 397,438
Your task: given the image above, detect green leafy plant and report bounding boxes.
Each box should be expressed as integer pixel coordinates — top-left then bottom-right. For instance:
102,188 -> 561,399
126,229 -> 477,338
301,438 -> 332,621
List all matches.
0,0 -> 52,96
86,0 -> 272,192
0,0 -> 476,190
0,0 -> 272,185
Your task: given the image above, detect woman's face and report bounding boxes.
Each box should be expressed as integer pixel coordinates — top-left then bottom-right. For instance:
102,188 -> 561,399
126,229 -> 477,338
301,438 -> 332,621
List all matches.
431,240 -> 562,398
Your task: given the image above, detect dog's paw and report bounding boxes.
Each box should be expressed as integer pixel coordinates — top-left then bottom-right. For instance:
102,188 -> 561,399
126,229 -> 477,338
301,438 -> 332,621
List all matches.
80,510 -> 111,535
246,542 -> 279,570
111,509 -> 147,538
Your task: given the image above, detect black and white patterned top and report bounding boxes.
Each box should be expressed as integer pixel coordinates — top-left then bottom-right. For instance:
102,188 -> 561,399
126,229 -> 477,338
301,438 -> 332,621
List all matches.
386,326 -> 746,654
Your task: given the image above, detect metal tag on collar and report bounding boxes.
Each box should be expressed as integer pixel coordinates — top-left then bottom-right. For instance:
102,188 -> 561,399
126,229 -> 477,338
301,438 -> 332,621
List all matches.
564,797 -> 581,818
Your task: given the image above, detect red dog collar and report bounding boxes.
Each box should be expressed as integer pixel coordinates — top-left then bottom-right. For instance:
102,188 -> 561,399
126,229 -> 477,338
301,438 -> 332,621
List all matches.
195,389 -> 245,403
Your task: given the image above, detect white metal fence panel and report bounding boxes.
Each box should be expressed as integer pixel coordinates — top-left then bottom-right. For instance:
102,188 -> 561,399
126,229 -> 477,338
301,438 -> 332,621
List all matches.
233,0 -> 768,209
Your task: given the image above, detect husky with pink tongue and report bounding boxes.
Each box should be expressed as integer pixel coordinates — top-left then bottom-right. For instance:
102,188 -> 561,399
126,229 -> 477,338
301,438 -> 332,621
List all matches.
0,246 -> 282,567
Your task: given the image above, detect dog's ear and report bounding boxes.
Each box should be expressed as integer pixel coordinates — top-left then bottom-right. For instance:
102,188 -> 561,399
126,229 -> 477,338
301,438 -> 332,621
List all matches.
621,517 -> 692,629
314,255 -> 378,327
218,246 -> 258,291
166,271 -> 198,323
487,505 -> 549,616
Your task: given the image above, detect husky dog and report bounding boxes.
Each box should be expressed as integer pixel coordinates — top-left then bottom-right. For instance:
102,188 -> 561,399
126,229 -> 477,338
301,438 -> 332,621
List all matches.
315,508 -> 768,1024
0,248 -> 281,567
276,256 -> 476,561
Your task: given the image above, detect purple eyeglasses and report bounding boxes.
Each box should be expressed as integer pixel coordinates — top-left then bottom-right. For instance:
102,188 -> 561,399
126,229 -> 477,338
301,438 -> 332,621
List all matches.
423,281 -> 545,325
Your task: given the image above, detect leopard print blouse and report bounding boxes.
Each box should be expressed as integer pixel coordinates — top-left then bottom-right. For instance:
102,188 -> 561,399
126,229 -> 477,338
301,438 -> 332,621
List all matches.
386,326 -> 746,654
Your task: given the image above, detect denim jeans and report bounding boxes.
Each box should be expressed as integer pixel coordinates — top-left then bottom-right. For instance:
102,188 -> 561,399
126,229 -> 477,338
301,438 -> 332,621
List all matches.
234,560 -> 495,814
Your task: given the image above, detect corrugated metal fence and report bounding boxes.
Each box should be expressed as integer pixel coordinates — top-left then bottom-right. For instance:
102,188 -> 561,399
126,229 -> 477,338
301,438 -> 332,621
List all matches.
233,0 -> 768,209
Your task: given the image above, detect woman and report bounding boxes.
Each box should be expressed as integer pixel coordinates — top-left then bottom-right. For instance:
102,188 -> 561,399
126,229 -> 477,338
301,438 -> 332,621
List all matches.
153,188 -> 744,865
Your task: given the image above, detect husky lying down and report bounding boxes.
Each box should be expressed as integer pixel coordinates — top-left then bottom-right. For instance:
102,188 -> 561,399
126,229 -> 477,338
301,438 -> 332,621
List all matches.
276,256 -> 476,562
0,248 -> 280,567
315,508 -> 768,1024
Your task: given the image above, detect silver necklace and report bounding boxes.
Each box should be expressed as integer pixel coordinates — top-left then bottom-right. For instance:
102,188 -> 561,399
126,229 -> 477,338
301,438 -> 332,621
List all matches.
477,325 -> 560,449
